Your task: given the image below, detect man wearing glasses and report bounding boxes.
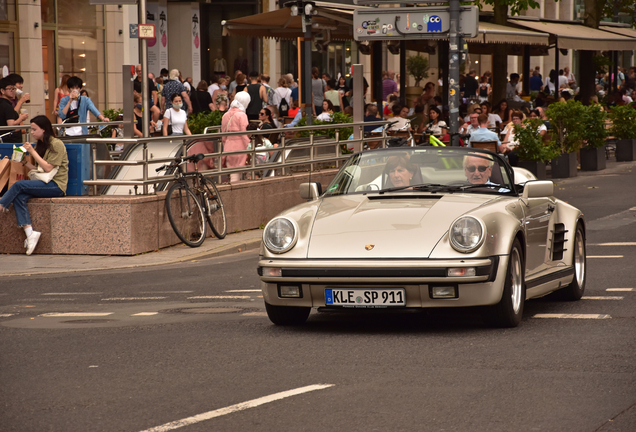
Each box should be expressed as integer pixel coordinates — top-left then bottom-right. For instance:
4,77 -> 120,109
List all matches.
0,78 -> 28,143
463,154 -> 493,185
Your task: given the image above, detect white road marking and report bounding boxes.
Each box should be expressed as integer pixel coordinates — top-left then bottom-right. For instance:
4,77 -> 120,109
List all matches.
533,313 -> 611,319
242,312 -> 268,317
132,312 -> 159,316
187,295 -> 251,300
39,312 -> 114,317
138,384 -> 335,432
582,296 -> 624,300
590,242 -> 636,246
42,292 -> 102,295
225,290 -> 262,293
607,288 -> 634,292
101,297 -> 167,301
0,313 -> 14,317
140,291 -> 194,294
587,255 -> 623,258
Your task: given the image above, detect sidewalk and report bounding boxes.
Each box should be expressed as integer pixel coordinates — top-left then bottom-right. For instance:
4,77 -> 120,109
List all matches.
0,229 -> 263,277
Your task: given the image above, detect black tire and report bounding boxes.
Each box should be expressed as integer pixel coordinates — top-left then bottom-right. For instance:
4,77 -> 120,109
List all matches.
557,223 -> 586,301
482,238 -> 525,328
165,182 -> 207,247
200,177 -> 227,239
265,302 -> 311,326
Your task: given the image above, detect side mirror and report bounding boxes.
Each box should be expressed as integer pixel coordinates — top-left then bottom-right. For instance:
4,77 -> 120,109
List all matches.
300,182 -> 322,200
522,180 -> 554,199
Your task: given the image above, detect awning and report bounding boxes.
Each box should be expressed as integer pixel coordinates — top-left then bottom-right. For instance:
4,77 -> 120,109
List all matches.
599,25 -> 636,42
469,22 -> 549,45
222,2 -> 371,41
509,19 -> 636,51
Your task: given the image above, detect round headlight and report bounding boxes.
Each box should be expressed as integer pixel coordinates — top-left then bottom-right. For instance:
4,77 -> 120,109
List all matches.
450,216 -> 485,253
264,217 -> 298,253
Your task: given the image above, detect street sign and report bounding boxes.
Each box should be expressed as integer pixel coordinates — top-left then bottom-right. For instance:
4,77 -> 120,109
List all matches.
138,24 -> 155,39
353,6 -> 478,41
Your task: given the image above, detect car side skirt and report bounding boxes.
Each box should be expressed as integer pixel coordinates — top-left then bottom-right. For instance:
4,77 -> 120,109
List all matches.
525,267 -> 575,299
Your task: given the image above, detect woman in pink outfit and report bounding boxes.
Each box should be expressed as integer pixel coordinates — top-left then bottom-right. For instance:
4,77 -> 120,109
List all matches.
221,91 -> 251,183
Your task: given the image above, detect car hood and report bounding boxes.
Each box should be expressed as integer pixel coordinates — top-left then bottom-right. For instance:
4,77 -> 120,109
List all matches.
307,193 -> 497,258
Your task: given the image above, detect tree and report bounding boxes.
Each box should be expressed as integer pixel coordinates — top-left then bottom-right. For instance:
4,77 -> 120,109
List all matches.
476,1 -> 540,104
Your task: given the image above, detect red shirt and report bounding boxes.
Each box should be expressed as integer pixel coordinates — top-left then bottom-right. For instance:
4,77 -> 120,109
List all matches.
287,107 -> 299,117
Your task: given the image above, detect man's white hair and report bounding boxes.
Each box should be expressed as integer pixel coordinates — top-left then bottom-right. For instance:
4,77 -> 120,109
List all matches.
463,153 -> 494,168
169,69 -> 180,80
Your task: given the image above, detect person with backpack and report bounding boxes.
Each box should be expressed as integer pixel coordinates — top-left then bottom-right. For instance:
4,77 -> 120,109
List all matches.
271,77 -> 291,118
58,76 -> 110,136
261,74 -> 274,108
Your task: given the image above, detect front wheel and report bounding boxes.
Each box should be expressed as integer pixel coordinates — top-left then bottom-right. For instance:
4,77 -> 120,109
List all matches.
165,182 -> 207,247
200,177 -> 227,239
482,238 -> 525,328
265,302 -> 310,326
557,223 -> 586,301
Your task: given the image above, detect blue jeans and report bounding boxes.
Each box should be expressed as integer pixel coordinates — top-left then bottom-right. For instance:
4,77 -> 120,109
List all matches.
0,180 -> 64,227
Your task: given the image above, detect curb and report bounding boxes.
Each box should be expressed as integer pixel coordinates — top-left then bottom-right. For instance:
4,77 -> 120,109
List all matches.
0,238 -> 262,277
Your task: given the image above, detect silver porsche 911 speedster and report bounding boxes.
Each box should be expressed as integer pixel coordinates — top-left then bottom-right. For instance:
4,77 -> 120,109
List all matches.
257,147 -> 586,328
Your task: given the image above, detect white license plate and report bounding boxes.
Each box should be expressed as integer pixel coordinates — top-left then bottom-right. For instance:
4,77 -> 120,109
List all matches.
325,288 -> 405,308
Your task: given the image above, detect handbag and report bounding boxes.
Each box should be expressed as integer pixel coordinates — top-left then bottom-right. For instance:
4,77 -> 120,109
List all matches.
28,166 -> 59,183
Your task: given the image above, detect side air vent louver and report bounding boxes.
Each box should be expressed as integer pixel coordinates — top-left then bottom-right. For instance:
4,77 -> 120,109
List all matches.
552,223 -> 568,261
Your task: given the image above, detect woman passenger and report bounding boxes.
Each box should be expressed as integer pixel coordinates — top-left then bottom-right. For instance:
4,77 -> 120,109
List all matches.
384,153 -> 421,188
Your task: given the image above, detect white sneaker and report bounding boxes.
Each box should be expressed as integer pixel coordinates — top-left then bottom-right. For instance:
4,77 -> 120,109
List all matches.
24,231 -> 41,256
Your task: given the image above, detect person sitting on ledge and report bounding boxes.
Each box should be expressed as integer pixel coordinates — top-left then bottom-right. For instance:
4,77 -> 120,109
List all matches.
0,115 -> 68,255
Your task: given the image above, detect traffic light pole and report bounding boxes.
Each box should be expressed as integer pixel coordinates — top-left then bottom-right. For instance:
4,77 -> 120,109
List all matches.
448,0 -> 460,146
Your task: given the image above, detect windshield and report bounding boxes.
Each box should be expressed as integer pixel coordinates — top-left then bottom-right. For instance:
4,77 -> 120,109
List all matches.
324,148 -> 514,196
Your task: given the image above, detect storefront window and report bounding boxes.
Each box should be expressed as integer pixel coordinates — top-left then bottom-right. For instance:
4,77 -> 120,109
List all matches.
0,0 -> 16,22
41,0 -> 55,24
0,31 -> 14,73
42,1 -> 106,120
201,2 -> 259,81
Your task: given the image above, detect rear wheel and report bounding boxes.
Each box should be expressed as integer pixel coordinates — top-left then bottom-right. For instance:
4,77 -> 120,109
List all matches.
165,182 -> 207,247
200,177 -> 227,239
482,238 -> 525,328
265,302 -> 310,326
557,223 -> 586,301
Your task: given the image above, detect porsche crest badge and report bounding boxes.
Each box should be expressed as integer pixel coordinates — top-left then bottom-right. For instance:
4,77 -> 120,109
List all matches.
365,244 -> 375,251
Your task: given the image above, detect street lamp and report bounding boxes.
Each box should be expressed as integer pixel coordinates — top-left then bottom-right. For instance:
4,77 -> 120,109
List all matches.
285,0 -> 317,124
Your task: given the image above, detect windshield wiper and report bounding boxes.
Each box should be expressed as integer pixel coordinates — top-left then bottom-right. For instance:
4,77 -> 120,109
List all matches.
378,183 -> 448,194
441,183 -> 509,192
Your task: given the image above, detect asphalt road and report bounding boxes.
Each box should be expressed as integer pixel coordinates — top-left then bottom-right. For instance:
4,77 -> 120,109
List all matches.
1,165 -> 635,432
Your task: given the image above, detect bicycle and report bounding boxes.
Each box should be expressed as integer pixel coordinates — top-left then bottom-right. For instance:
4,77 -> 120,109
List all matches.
156,153 -> 227,247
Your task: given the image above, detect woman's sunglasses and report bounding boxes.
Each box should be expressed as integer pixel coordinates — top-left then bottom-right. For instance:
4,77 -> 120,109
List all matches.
465,165 -> 489,173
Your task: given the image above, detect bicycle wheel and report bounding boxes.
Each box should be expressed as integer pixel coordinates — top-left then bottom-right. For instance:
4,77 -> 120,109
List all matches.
199,176 -> 227,239
165,182 -> 207,247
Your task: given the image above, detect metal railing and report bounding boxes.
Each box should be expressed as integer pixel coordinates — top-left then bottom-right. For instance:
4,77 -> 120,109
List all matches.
81,120 -> 397,196
0,120 -> 395,196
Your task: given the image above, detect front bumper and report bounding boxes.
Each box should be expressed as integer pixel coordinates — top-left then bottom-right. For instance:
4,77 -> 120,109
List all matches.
258,256 -> 508,308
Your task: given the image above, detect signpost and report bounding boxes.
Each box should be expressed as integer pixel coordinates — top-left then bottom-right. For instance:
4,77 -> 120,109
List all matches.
353,2 -> 477,146
353,6 -> 478,41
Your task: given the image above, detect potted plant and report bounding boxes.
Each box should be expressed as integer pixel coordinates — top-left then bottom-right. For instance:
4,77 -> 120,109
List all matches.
405,54 -> 429,106
608,104 -> 636,162
545,100 -> 586,178
579,104 -> 608,171
513,118 -> 560,179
